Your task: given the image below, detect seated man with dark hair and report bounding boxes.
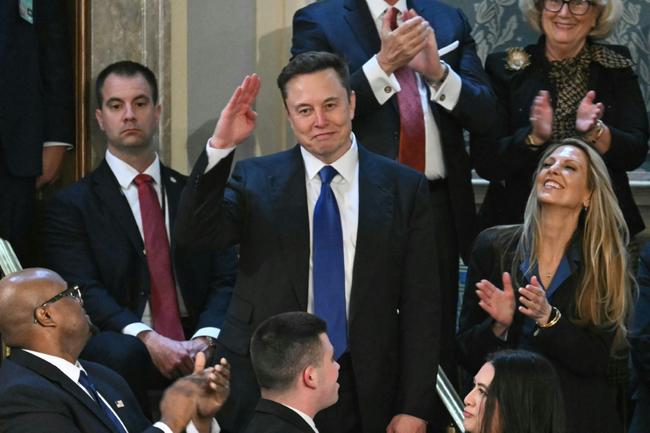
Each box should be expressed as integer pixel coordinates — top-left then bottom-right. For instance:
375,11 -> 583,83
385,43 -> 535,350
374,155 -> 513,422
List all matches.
0,268 -> 230,433
245,312 -> 340,433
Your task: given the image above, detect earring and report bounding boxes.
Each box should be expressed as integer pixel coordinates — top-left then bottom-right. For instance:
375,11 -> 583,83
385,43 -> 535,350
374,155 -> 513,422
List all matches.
583,204 -> 589,212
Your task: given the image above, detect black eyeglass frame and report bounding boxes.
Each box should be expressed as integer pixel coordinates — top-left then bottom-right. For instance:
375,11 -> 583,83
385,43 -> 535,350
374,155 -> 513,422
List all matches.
543,0 -> 594,16
32,285 -> 82,324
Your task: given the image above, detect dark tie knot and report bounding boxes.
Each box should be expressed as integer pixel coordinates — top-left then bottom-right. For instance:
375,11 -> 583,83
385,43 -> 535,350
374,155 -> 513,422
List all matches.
133,173 -> 154,187
319,166 -> 338,185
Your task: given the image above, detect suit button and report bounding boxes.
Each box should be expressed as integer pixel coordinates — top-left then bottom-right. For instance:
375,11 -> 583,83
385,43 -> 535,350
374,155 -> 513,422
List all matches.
384,85 -> 392,93
440,94 -> 446,101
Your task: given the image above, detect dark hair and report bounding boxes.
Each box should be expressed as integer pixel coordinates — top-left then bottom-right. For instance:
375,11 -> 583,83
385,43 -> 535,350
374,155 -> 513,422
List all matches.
95,60 -> 158,107
480,350 -> 565,433
250,312 -> 327,392
277,51 -> 351,104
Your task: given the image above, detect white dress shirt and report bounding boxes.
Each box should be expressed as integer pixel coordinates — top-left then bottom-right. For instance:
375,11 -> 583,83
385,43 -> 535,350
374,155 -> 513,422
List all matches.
362,0 -> 463,179
204,134 -> 360,318
105,150 -> 218,340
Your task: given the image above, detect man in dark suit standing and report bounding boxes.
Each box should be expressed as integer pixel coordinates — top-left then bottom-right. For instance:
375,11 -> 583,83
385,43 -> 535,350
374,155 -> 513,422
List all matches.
43,61 -> 236,414
244,312 -> 339,433
176,52 -> 439,433
0,0 -> 73,264
291,1 -> 496,406
0,268 -> 230,433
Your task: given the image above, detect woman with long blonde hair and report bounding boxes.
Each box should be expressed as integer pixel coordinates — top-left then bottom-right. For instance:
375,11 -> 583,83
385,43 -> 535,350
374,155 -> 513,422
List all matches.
458,138 -> 631,433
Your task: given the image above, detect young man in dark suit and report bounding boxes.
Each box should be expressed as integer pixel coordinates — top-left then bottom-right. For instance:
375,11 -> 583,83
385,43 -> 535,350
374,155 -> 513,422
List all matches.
244,312 -> 339,433
176,51 -> 440,433
43,61 -> 236,413
0,268 -> 230,433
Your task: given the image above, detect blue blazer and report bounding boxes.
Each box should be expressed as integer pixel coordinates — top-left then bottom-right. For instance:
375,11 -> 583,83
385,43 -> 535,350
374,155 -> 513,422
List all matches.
291,0 -> 497,259
43,160 -> 236,334
630,242 -> 650,433
0,349 -> 158,433
176,144 -> 440,433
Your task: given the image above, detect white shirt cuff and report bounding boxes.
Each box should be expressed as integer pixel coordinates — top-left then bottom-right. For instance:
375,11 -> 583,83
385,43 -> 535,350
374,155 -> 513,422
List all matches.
43,141 -> 73,150
186,418 -> 221,433
428,65 -> 461,111
122,322 -> 153,337
192,327 -> 221,340
205,139 -> 236,173
362,55 -> 401,105
153,421 -> 174,433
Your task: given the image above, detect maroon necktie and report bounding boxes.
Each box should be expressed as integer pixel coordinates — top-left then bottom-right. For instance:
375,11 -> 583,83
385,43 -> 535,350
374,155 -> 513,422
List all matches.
390,7 -> 426,172
133,174 -> 184,340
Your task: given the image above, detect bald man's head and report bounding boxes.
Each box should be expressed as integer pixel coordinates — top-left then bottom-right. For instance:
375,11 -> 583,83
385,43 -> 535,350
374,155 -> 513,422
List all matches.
0,268 -> 90,358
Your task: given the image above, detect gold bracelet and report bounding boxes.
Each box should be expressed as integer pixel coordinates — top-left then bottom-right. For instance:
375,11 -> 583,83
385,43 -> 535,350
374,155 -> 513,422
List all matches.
525,134 -> 540,147
537,306 -> 561,328
583,119 -> 605,145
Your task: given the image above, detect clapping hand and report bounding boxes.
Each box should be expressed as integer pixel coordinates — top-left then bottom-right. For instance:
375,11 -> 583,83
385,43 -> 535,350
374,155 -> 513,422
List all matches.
529,90 -> 553,144
517,275 -> 553,326
576,90 -> 604,134
377,8 -> 430,75
476,272 -> 516,337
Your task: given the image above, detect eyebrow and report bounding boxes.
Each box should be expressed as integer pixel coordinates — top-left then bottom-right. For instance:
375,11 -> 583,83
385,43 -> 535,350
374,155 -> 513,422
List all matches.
105,94 -> 151,105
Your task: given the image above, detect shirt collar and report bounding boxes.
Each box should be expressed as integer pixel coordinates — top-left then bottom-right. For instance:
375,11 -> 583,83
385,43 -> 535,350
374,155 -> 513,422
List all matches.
284,404 -> 319,433
300,133 -> 358,184
366,0 -> 408,22
105,149 -> 161,189
23,349 -> 85,383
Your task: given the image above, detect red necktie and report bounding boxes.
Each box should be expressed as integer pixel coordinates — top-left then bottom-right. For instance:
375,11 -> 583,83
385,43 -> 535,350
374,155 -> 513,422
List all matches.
133,174 -> 184,340
390,7 -> 426,172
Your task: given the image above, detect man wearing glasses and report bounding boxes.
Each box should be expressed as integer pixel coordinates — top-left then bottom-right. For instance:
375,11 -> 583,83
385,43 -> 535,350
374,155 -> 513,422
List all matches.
0,268 -> 230,433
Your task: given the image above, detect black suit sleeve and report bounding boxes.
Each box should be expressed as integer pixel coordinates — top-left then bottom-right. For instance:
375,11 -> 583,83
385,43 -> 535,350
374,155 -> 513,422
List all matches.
599,47 -> 649,172
176,151 -> 244,250
396,175 -> 441,418
194,246 -> 237,329
43,192 -> 141,331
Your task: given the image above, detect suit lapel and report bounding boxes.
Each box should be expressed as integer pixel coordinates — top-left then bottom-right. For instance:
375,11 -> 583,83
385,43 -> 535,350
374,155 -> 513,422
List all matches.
9,350 -> 122,433
344,0 -> 381,58
268,146 -> 310,310
91,160 -> 144,256
161,164 -> 184,252
349,146 -> 393,325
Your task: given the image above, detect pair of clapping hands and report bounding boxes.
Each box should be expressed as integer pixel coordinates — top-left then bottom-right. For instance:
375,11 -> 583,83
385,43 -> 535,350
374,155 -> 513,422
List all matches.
529,90 -> 606,150
476,273 -> 553,338
158,353 -> 230,433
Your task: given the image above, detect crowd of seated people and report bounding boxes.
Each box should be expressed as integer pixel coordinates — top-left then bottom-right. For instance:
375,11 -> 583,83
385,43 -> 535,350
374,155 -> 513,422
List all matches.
1,1 -> 649,433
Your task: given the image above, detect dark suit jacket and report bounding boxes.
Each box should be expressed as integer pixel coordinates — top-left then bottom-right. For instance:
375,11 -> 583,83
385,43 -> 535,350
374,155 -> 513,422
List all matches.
0,349 -> 158,433
630,242 -> 650,433
457,225 -> 620,433
291,0 -> 496,260
243,399 -> 315,433
43,160 -> 236,334
176,145 -> 440,433
0,0 -> 73,176
471,38 -> 649,236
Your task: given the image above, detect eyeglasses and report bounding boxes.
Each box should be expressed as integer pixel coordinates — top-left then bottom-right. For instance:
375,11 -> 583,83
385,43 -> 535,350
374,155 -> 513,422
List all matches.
32,285 -> 82,324
543,0 -> 593,16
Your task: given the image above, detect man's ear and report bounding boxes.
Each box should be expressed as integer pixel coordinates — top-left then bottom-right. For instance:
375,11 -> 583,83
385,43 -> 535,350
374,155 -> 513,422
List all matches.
302,365 -> 318,390
95,109 -> 105,131
33,306 -> 56,328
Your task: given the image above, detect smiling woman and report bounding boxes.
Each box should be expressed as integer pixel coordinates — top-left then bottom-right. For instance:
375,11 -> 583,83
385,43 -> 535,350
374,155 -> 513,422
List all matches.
459,138 -> 632,433
470,0 -> 649,237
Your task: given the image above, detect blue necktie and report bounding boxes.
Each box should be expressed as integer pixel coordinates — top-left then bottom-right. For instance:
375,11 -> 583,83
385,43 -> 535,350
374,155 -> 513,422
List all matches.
313,166 -> 348,359
78,371 -> 128,433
